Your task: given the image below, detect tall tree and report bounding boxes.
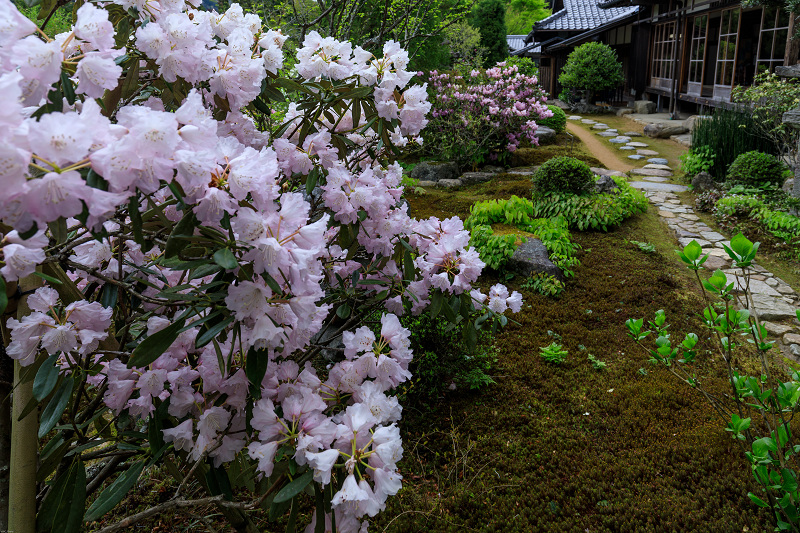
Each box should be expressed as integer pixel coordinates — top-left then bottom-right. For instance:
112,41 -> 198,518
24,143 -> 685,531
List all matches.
505,0 -> 550,35
474,0 -> 509,66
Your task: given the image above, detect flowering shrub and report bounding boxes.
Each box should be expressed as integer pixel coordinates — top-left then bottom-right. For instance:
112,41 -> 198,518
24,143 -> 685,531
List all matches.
0,1 -> 522,531
420,62 -> 551,168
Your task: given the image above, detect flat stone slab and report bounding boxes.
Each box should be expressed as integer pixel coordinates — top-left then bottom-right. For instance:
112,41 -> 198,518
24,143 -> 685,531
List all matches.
703,254 -> 729,270
568,115 -> 582,120
731,279 -> 782,298
658,210 -> 677,218
637,149 -> 660,156
679,237 -> 713,248
631,168 -> 673,177
740,294 -> 797,321
648,158 -> 669,165
609,137 -> 632,143
764,321 -> 793,337
619,145 -> 636,150
640,176 -> 670,182
598,131 -> 618,137
623,131 -> 642,137
630,181 -> 688,192
699,231 -> 725,242
627,142 -> 650,148
437,178 -> 462,188
644,164 -> 672,171
581,119 -> 597,124
459,172 -> 495,185
628,155 -> 645,160
592,124 -> 609,129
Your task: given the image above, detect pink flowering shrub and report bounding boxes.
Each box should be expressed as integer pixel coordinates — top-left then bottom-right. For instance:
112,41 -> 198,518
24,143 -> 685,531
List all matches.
0,0 -> 521,531
420,62 -> 552,168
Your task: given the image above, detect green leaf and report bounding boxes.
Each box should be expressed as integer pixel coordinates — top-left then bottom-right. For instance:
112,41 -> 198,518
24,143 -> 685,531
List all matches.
0,276 -> 7,316
336,304 -> 351,319
213,248 -> 239,270
246,347 -> 270,397
33,354 -> 60,402
682,240 -> 702,262
195,316 -> 234,349
39,376 -> 74,438
60,71 -> 75,106
33,271 -> 63,285
84,461 -> 146,522
37,458 -> 86,533
273,471 -> 313,504
129,197 -> 146,249
748,492 -> 770,508
730,233 -> 754,259
164,211 -> 196,258
48,217 -> 68,245
128,318 -> 186,368
306,167 -> 319,196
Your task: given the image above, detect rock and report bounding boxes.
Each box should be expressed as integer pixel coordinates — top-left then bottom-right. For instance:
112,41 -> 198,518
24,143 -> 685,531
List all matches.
790,344 -> 800,359
691,171 -> 719,192
658,210 -> 677,218
619,145 -> 636,150
683,115 -> 710,132
785,333 -> 800,345
648,158 -> 669,165
644,164 -> 672,171
631,168 -> 673,177
670,134 -> 692,147
417,180 -> 437,188
590,167 -> 613,176
637,149 -> 660,156
459,172 -> 495,185
482,165 -> 504,173
679,237 -> 712,248
784,177 -> 794,195
740,294 -> 797,321
581,119 -> 596,125
437,179 -> 462,188
699,231 -> 725,242
629,182 -> 688,192
410,161 -> 459,182
643,122 -> 690,138
595,175 -> 620,194
628,155 -> 645,160
552,99 -> 570,110
609,137 -> 631,144
703,254 -> 728,270
623,131 -> 642,137
592,123 -> 609,129
534,126 -> 556,144
627,141 -> 650,148
764,321 -> 793,336
616,108 -> 634,116
634,100 -> 656,114
508,167 -> 537,175
508,238 -> 564,281
598,131 -> 618,137
568,115 -> 582,120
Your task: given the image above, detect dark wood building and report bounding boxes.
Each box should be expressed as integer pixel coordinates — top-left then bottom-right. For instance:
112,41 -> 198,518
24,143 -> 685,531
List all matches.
525,0 -> 799,111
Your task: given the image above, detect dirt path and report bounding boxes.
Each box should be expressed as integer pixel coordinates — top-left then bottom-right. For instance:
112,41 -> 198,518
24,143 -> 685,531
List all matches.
566,122 -> 635,172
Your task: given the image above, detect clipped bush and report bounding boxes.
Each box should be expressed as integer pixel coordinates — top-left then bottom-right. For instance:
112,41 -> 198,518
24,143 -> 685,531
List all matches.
505,55 -> 539,78
532,156 -> 594,195
539,105 -> 566,133
558,42 -> 623,102
726,150 -> 787,188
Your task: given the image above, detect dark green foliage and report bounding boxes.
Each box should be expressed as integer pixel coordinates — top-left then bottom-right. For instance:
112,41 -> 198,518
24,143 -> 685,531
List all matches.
473,0 -> 508,66
505,0 -> 551,34
532,156 -> 594,195
529,178 -> 649,231
692,109 -> 778,180
538,105 -> 566,133
400,313 -> 496,401
468,225 -> 521,271
558,42 -> 623,100
505,55 -> 539,77
726,150 -> 788,188
715,194 -> 800,250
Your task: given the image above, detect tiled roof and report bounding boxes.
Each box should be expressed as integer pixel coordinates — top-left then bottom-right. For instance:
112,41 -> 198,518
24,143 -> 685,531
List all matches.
510,42 -> 541,56
507,35 -> 528,52
532,0 -> 637,32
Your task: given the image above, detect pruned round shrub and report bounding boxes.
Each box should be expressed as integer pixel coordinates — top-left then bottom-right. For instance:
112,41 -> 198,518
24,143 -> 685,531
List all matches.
539,105 -> 566,133
726,150 -> 787,188
532,156 -> 594,195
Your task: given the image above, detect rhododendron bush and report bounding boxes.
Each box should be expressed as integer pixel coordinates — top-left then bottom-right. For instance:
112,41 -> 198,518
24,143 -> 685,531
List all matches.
0,0 -> 522,531
420,64 -> 552,168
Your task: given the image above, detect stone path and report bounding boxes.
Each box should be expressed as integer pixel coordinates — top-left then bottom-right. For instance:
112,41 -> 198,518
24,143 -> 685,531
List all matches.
567,114 -> 800,359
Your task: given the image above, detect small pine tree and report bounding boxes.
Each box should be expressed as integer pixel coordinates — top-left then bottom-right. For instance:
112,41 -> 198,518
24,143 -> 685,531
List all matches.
473,0 -> 509,67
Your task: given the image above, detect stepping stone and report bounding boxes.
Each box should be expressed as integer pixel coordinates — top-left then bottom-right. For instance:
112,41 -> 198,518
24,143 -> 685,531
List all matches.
703,255 -> 729,270
644,164 -> 672,171
628,155 -> 645,160
619,145 -> 636,150
658,210 -> 677,218
764,322 -> 793,336
629,182 -> 688,192
631,168 -> 673,177
609,137 -> 631,144
627,141 -> 649,148
637,149 -> 659,156
648,158 -> 669,165
623,131 -> 642,137
681,214 -> 699,221
568,115 -> 582,120
679,237 -> 713,248
739,294 -> 796,321
598,131 -> 617,137
733,279 -> 781,298
581,119 -> 596,124
460,172 -> 495,184
699,231 -> 725,242
605,129 -> 618,133
638,175 -> 670,182
593,123 -> 609,129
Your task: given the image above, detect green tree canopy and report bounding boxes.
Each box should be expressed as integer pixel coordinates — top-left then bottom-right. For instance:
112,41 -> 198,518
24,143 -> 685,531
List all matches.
505,0 -> 550,35
473,0 -> 509,66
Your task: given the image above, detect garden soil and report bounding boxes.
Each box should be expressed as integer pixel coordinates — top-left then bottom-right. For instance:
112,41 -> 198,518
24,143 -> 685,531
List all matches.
566,122 -> 635,172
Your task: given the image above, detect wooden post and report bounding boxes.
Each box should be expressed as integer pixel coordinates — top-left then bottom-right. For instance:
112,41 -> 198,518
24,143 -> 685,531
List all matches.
785,12 -> 799,67
8,274 -> 42,533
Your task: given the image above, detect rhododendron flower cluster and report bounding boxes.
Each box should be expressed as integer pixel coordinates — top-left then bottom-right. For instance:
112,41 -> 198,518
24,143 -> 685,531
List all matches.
0,0 -> 519,530
420,63 -> 552,166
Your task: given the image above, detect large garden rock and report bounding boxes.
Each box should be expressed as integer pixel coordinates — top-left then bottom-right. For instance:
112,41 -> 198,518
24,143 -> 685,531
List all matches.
410,161 -> 458,182
784,177 -> 794,195
534,126 -> 556,144
692,171 -> 719,192
643,122 -> 689,138
683,115 -> 710,132
594,175 -> 620,194
508,239 -> 564,281
616,108 -> 634,116
634,100 -> 656,114
437,179 -> 462,188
